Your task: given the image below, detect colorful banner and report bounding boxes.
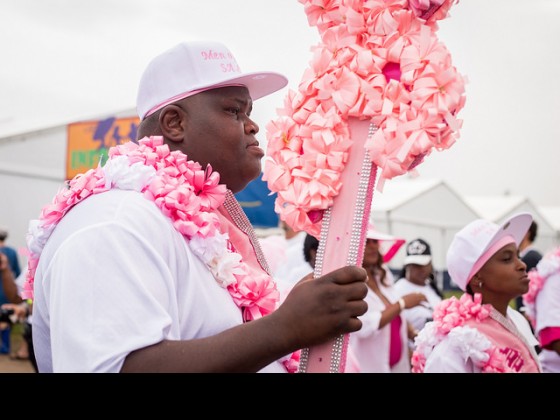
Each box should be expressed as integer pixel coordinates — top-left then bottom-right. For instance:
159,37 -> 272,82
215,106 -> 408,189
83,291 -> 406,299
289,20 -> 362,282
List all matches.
234,173 -> 279,228
66,116 -> 139,179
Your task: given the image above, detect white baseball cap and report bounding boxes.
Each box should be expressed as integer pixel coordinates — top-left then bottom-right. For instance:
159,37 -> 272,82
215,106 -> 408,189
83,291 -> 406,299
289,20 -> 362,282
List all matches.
446,213 -> 532,291
403,238 -> 432,266
136,40 -> 288,120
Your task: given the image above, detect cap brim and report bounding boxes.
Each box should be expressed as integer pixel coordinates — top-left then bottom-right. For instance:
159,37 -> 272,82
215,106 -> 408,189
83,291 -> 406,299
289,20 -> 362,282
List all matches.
367,229 -> 401,241
481,213 -> 533,256
200,71 -> 288,101
404,255 -> 432,266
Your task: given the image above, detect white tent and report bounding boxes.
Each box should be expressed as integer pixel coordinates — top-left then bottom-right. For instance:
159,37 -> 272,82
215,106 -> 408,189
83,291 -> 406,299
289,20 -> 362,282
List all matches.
369,177 -> 479,272
539,206 -> 560,232
464,195 -> 558,254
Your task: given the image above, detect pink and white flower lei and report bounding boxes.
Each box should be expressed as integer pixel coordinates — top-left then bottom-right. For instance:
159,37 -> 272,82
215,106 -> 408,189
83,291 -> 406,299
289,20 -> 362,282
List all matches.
23,136 -> 280,323
411,293 -> 509,373
522,246 -> 560,327
263,0 -> 465,236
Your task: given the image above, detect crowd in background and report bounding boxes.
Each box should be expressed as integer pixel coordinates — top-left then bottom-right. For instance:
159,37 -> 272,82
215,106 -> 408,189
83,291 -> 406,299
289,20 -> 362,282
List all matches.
2,214 -> 559,373
262,216 -> 559,373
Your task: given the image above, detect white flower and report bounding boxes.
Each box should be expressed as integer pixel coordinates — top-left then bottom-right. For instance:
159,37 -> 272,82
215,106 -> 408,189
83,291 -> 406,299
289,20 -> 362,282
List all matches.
536,253 -> 560,278
26,219 -> 51,255
447,326 -> 491,366
190,232 -> 246,287
414,321 -> 441,359
103,156 -> 156,191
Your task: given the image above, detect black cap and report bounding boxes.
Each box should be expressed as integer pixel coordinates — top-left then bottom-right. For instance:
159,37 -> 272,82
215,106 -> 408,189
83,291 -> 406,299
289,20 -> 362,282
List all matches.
404,238 -> 432,266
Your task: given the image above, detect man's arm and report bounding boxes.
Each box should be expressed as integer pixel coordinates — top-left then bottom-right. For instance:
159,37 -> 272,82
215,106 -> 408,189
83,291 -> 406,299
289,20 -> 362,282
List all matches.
121,265 -> 368,372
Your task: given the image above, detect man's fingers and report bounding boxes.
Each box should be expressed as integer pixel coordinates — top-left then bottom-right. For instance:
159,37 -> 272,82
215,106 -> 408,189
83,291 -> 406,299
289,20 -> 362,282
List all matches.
326,265 -> 367,285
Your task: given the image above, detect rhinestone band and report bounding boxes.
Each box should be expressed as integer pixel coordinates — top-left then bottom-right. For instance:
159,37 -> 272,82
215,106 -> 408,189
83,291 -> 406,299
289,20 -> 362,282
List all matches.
298,122 -> 378,373
223,190 -> 271,275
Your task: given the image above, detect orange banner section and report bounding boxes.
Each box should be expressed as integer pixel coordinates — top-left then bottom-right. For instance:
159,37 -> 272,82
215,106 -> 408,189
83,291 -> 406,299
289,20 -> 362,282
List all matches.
66,116 -> 139,179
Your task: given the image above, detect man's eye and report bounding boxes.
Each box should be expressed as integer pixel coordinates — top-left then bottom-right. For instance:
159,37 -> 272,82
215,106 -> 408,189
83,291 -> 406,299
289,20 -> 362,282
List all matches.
227,107 -> 240,115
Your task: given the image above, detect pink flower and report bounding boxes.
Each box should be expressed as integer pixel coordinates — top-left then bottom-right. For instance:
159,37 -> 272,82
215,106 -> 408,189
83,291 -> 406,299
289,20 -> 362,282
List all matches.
410,351 -> 426,373
408,0 -> 458,23
411,293 -> 506,373
267,0 -> 465,236
281,349 -> 301,373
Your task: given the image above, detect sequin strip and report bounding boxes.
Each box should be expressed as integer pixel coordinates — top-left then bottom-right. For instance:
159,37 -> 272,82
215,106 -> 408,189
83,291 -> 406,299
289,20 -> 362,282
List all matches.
223,190 -> 271,275
298,122 -> 378,373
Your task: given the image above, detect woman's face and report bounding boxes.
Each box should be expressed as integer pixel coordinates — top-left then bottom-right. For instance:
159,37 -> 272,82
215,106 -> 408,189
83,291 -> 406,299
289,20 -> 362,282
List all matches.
474,243 -> 529,299
363,239 -> 382,268
406,263 -> 432,285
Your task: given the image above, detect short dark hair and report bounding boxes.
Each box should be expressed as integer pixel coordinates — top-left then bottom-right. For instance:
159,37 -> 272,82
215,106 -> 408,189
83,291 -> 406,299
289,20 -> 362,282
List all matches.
528,220 -> 538,242
303,234 -> 319,263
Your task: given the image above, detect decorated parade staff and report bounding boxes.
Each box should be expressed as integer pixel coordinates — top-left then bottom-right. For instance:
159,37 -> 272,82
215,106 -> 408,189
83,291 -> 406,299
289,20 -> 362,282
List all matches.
264,0 -> 466,372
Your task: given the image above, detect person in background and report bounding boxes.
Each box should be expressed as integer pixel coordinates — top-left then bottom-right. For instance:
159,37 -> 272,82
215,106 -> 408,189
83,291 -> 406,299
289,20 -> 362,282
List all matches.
522,246 -> 560,373
27,40 -> 368,373
0,227 -> 22,356
0,227 -> 21,281
263,232 -> 319,302
271,221 -> 308,292
394,238 -> 443,353
349,227 -> 427,373
1,297 -> 36,371
515,220 -> 542,312
412,213 -> 541,373
302,234 -> 319,276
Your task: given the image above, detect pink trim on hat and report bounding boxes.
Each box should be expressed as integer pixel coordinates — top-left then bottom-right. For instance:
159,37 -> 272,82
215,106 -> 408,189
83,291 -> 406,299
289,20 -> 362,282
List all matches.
144,84 -> 245,119
383,238 -> 406,263
465,235 -> 515,286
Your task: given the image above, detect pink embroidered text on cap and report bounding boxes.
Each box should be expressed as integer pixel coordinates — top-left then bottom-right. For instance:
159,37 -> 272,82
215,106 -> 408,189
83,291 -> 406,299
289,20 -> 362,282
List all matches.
136,40 -> 288,120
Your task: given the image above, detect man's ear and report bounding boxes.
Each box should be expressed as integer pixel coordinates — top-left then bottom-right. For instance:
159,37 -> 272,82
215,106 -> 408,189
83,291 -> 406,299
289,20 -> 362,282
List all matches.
158,105 -> 185,144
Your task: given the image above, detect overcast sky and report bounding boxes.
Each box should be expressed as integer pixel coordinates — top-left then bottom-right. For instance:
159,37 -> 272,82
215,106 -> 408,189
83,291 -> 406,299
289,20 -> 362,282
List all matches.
2,0 -> 560,207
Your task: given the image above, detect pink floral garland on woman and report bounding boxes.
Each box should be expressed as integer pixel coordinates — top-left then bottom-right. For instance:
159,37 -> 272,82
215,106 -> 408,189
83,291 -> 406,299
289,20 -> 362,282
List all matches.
522,246 -> 560,328
411,293 -> 509,373
263,0 -> 465,237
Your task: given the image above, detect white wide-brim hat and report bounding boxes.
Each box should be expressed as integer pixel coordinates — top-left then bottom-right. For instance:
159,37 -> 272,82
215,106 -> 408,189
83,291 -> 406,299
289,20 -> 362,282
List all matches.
137,40 -> 288,120
366,227 -> 406,263
447,212 -> 532,291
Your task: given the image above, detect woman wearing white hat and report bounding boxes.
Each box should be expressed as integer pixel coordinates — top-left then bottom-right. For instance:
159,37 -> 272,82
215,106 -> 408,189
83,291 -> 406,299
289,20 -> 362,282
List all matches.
411,213 -> 542,373
348,227 -> 427,373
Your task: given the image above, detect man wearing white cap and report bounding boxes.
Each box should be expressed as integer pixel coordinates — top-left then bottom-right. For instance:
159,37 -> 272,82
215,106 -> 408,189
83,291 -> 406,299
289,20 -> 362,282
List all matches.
27,41 -> 368,373
411,213 -> 542,373
394,238 -> 443,349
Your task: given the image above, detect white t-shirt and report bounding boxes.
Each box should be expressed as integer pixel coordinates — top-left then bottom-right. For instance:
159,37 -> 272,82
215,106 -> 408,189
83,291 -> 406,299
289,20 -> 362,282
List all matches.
31,189 -> 286,373
393,278 -> 442,334
271,231 -> 308,292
